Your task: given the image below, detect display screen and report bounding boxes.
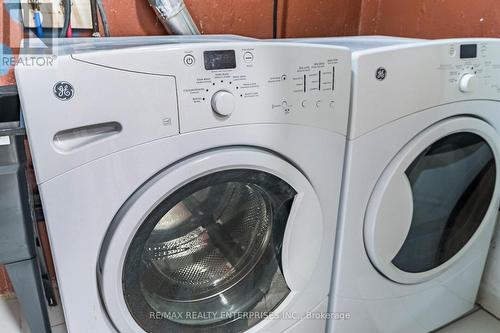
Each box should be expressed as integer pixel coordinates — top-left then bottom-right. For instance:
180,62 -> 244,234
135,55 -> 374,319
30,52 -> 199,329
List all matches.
204,50 -> 237,70
460,44 -> 477,59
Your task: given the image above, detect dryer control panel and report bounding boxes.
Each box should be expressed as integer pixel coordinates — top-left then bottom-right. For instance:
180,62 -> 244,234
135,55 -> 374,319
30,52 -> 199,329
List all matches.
443,42 -> 491,94
350,39 -> 500,138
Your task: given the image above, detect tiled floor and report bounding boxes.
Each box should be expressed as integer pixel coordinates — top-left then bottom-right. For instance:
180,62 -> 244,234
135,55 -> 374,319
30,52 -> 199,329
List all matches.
436,309 -> 500,333
0,295 -> 67,333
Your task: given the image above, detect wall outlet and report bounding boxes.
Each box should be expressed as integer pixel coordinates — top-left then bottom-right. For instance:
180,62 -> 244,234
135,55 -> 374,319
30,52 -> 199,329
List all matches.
21,0 -> 93,30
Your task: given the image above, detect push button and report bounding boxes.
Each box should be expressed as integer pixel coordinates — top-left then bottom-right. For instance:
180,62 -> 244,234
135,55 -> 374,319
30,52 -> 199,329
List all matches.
184,54 -> 195,66
243,52 -> 254,63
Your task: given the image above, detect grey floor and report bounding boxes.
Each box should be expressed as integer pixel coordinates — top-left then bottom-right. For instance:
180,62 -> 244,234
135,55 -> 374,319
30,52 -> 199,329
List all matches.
436,309 -> 500,333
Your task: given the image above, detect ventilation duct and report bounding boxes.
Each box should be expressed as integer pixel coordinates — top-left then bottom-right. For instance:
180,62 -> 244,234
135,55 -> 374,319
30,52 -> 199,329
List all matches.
148,0 -> 200,35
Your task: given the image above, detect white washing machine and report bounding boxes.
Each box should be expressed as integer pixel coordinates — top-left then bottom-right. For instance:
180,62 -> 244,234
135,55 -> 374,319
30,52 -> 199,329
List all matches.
15,36 -> 351,333
294,37 -> 500,332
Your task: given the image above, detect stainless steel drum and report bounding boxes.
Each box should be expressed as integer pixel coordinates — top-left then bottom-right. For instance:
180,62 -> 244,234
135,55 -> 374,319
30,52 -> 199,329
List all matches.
123,170 -> 295,332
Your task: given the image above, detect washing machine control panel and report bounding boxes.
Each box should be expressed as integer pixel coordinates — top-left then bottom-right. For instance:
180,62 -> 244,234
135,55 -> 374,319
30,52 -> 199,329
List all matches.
174,43 -> 351,134
19,42 -> 349,182
68,42 -> 350,137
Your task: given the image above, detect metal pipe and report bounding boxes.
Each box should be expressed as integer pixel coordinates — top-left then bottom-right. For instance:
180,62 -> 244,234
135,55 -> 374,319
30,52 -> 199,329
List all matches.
148,0 -> 200,35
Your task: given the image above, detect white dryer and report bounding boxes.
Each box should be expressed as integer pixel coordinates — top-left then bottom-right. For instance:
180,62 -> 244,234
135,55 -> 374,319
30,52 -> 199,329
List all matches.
15,36 -> 351,333
297,37 -> 500,332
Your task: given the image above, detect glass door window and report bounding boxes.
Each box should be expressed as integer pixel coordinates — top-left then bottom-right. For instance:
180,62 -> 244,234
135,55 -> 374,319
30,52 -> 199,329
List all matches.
122,169 -> 296,332
392,133 -> 496,273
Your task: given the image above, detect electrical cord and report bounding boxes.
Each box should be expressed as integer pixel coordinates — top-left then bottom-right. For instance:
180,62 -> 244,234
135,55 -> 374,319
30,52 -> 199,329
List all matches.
96,0 -> 110,37
33,8 -> 44,38
90,0 -> 100,36
272,0 -> 278,38
60,0 -> 71,37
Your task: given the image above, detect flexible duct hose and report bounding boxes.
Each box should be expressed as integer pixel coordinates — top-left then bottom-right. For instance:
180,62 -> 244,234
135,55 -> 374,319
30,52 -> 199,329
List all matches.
147,0 -> 199,35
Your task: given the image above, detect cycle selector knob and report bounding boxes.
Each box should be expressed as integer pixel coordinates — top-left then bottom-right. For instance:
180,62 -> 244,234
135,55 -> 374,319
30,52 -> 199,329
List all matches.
459,73 -> 478,93
211,90 -> 235,116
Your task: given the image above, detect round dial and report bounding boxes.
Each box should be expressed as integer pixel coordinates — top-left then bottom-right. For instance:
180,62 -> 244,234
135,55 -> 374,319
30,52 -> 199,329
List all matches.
459,73 -> 478,93
211,90 -> 235,116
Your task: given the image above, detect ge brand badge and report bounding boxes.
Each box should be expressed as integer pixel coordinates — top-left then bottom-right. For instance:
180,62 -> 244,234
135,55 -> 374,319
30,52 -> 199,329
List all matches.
375,67 -> 387,81
53,81 -> 74,101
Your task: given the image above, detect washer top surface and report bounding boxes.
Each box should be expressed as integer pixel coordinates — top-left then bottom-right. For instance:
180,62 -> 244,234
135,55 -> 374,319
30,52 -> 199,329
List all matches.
25,34 -> 255,56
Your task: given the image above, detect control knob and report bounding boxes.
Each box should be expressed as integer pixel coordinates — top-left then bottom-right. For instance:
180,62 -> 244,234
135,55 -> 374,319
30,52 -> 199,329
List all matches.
211,90 -> 235,116
459,73 -> 478,93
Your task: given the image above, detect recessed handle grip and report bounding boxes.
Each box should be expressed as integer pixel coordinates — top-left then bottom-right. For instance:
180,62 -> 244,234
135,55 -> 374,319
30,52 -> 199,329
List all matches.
53,122 -> 122,152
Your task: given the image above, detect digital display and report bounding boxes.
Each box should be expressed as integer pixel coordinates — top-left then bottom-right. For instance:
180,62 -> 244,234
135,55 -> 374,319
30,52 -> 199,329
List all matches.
460,44 -> 477,59
204,50 -> 236,70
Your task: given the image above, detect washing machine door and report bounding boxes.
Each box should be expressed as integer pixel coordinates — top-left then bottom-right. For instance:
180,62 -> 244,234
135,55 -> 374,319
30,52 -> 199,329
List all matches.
364,117 -> 499,284
98,148 -> 323,333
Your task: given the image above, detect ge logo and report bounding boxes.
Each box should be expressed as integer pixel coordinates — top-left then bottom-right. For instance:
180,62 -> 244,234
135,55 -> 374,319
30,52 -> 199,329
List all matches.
375,67 -> 387,81
53,81 -> 74,101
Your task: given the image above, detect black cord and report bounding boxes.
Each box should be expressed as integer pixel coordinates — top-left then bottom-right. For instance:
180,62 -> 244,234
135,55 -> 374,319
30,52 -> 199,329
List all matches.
90,0 -> 99,36
273,0 -> 278,38
60,0 -> 71,37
